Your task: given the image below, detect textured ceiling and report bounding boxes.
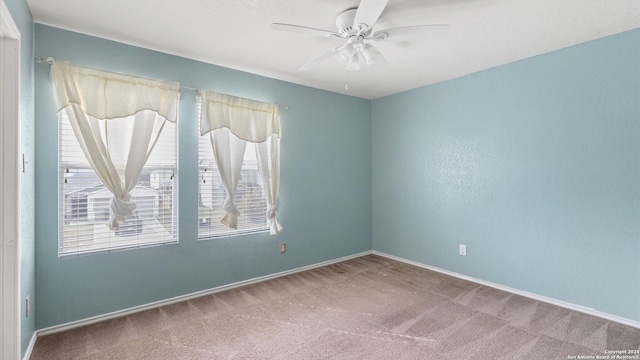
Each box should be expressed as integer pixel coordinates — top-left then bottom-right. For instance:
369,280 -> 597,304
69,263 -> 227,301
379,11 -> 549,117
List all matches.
27,0 -> 640,99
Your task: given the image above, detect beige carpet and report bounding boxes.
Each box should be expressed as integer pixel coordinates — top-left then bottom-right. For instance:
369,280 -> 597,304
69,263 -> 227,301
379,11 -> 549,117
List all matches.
30,255 -> 640,359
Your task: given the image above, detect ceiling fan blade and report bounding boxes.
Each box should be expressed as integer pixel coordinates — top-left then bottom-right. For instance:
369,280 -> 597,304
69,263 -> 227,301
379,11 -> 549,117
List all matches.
270,23 -> 340,38
299,47 -> 340,71
373,24 -> 450,41
353,0 -> 389,31
369,44 -> 389,66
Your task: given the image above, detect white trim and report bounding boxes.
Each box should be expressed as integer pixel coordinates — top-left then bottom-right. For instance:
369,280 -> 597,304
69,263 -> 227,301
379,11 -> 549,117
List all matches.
21,333 -> 36,360
34,249 -> 640,341
0,1 -> 21,359
372,251 -> 640,330
36,251 -> 373,336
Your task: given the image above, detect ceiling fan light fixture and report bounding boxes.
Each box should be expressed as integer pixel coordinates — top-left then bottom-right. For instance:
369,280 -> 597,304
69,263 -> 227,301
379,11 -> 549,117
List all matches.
360,44 -> 379,65
345,51 -> 360,71
337,48 -> 352,66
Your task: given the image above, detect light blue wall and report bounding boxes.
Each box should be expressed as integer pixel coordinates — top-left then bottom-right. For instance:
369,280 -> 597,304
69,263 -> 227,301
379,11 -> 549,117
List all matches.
372,29 -> 640,321
34,25 -> 371,328
4,0 -> 35,356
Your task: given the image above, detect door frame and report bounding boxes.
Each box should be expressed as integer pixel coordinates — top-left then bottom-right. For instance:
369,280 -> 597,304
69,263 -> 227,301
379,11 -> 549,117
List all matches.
0,0 -> 22,359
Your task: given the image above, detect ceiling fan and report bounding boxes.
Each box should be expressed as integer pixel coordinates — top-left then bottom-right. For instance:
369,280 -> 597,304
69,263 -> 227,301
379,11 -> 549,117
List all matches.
271,0 -> 450,72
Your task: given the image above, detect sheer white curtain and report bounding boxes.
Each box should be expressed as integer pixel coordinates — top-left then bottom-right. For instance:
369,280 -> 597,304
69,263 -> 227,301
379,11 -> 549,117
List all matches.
198,90 -> 283,234
51,60 -> 180,229
211,128 -> 247,229
256,136 -> 283,234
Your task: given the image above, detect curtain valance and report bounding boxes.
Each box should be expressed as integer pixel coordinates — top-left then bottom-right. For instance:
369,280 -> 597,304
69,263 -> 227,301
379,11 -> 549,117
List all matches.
51,60 -> 180,122
198,90 -> 281,143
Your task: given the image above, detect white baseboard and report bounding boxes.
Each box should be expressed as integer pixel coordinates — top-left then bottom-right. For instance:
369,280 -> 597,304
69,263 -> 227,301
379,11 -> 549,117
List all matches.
35,251 -> 372,337
22,331 -> 37,360
372,250 -> 640,330
31,249 -> 640,345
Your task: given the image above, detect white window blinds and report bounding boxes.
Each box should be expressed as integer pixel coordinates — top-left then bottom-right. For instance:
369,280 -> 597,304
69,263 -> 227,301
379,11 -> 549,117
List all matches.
198,135 -> 270,237
59,112 -> 177,256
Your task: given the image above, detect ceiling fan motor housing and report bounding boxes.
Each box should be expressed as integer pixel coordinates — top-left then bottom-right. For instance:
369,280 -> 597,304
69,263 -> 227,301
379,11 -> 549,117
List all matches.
336,8 -> 359,36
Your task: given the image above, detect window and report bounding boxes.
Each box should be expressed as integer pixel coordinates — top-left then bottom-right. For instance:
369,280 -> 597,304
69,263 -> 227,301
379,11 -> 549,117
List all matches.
197,90 -> 282,238
59,112 -> 178,256
197,105 -> 270,239
51,60 -> 181,257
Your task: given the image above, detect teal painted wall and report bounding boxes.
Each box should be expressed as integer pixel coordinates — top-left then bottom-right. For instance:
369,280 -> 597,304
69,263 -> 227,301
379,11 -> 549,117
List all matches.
4,0 -> 35,356
372,29 -> 640,321
34,25 -> 371,328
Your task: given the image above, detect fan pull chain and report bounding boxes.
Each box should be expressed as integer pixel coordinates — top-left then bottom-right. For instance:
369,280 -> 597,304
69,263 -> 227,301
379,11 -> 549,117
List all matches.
345,70 -> 349,91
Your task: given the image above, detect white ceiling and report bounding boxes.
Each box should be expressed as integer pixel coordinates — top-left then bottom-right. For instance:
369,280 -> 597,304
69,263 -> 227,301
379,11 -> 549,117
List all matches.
27,0 -> 640,100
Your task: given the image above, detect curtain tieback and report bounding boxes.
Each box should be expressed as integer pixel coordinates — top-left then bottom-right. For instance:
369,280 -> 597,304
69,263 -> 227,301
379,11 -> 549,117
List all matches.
267,205 -> 283,235
267,205 -> 279,220
221,198 -> 240,229
222,198 -> 240,216
109,194 -> 137,230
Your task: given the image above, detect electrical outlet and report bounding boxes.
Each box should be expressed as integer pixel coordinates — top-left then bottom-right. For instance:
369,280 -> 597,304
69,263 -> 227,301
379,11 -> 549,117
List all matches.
26,296 -> 30,317
459,244 -> 467,256
279,242 -> 286,254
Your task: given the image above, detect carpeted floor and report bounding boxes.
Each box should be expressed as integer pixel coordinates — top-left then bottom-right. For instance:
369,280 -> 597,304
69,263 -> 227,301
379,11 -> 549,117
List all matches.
30,254 -> 640,359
